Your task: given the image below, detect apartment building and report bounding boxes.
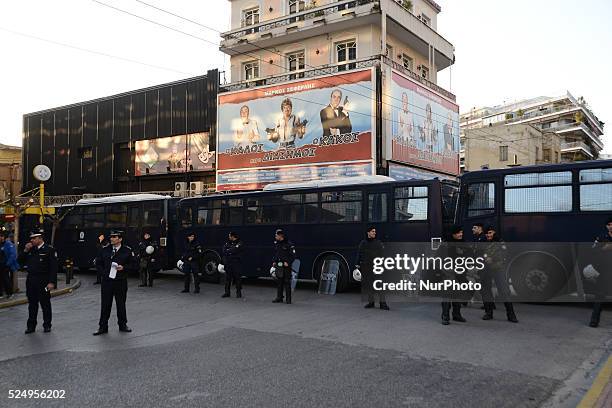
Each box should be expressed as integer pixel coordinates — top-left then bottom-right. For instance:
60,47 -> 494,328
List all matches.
217,0 -> 458,190
460,92 -> 605,167
0,143 -> 21,201
462,124 -> 561,172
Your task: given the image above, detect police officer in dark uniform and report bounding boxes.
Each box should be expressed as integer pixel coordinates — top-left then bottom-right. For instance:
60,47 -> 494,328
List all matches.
137,230 -> 158,287
356,226 -> 389,310
221,232 -> 244,298
19,229 -> 58,334
181,231 -> 202,294
441,225 -> 468,325
94,233 -> 108,285
93,230 -> 136,335
588,217 -> 612,327
271,229 -> 295,304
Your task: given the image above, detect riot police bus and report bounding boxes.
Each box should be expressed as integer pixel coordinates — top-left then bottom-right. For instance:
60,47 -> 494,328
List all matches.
456,159 -> 612,300
175,176 -> 458,292
53,194 -> 179,271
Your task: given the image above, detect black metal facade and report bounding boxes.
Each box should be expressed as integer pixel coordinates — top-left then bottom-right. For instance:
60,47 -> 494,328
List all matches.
22,70 -> 218,195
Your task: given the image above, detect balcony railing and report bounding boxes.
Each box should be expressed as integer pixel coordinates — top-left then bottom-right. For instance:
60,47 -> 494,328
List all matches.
222,55 -> 381,92
381,55 -> 455,101
221,0 -> 378,41
560,141 -> 594,157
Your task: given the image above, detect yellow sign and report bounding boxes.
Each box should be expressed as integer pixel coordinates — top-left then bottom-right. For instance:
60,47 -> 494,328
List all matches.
24,207 -> 55,215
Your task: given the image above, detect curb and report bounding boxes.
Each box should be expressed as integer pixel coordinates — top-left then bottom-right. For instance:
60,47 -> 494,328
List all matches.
0,280 -> 81,309
578,354 -> 612,408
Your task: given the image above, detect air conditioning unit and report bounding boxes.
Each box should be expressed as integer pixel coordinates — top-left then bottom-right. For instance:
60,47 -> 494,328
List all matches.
189,181 -> 205,196
174,182 -> 188,197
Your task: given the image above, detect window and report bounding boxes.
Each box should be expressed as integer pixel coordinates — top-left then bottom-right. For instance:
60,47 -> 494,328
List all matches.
504,171 -> 572,213
535,146 -> 539,161
401,54 -> 413,71
106,204 -> 127,227
499,146 -> 508,162
385,44 -> 393,58
180,206 -> 193,227
368,193 -> 388,222
82,206 -> 105,228
394,186 -> 428,221
243,60 -> 259,81
246,193 -> 318,224
467,183 -> 495,217
321,190 -> 362,223
242,7 -> 259,26
420,13 -> 431,26
336,40 -> 356,71
143,203 -> 161,227
579,168 -> 612,211
287,50 -> 305,79
288,0 -> 305,14
421,65 -> 429,80
127,206 -> 141,227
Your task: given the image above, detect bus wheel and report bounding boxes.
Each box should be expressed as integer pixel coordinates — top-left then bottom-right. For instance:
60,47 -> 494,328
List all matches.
509,253 -> 567,301
200,253 -> 221,283
314,254 -> 349,293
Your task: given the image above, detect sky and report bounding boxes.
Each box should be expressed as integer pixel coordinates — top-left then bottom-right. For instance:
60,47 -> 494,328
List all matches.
0,0 -> 610,153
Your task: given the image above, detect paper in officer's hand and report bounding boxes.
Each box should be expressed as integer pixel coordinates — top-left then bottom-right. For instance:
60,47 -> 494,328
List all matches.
109,262 -> 118,279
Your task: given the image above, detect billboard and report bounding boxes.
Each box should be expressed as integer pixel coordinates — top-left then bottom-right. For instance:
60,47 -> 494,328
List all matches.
217,69 -> 375,191
135,133 -> 215,176
388,163 -> 457,181
387,70 -> 460,176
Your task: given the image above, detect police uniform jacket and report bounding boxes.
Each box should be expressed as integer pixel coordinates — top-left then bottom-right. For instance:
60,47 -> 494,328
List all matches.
272,239 -> 295,278
222,239 -> 244,271
182,241 -> 202,263
19,243 -> 58,285
96,245 -> 137,280
138,238 -> 158,261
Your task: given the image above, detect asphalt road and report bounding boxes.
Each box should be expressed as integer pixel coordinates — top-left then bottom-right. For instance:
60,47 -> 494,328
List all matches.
0,273 -> 610,408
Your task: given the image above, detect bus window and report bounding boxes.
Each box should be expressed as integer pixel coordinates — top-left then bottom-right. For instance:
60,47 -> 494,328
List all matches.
466,183 -> 495,217
82,206 -> 105,228
180,206 -> 193,227
63,207 -> 83,229
441,183 -> 459,223
368,193 -> 388,222
106,204 -> 127,227
143,203 -> 162,227
579,168 -> 612,211
394,186 -> 427,221
504,171 -> 572,213
320,190 -> 362,223
197,207 -> 210,225
127,206 -> 141,227
246,194 -> 319,224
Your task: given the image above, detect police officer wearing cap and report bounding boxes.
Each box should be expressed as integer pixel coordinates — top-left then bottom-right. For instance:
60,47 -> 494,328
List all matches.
587,217 -> 612,327
93,230 -> 136,335
271,229 -> 296,304
181,231 -> 202,294
19,229 -> 58,334
221,231 -> 244,298
137,230 -> 158,287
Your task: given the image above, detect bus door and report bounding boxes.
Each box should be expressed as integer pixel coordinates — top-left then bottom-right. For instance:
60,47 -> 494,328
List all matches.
460,179 -> 499,241
126,204 -> 142,249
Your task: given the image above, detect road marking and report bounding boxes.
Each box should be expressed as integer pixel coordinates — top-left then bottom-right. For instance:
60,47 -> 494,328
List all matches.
169,391 -> 211,401
578,355 -> 612,408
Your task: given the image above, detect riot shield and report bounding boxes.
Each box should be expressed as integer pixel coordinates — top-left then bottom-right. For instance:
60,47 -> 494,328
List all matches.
291,259 -> 300,292
318,259 -> 339,295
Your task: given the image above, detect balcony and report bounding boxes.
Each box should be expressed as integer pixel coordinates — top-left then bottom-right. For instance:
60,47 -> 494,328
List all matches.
220,0 -> 380,56
552,122 -> 604,151
561,141 -> 594,159
221,55 -> 382,92
220,54 -> 456,103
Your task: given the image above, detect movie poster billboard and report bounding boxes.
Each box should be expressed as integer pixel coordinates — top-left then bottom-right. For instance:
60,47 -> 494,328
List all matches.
135,132 -> 215,176
217,69 -> 375,191
388,70 -> 460,176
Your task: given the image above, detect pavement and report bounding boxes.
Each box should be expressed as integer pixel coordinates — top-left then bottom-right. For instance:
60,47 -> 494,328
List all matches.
0,272 -> 610,408
0,271 -> 80,309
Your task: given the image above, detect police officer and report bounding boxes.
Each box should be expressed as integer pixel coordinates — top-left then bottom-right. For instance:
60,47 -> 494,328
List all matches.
480,226 -> 518,323
356,226 -> 389,310
181,231 -> 202,294
19,229 -> 58,334
441,225 -> 468,325
94,233 -> 108,285
93,230 -> 136,335
271,229 -> 295,304
137,230 -> 158,287
221,232 -> 244,298
588,217 -> 612,327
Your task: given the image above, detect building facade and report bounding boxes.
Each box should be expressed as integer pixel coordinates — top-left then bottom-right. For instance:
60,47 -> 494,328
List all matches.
0,143 -> 22,201
460,92 -> 605,167
22,71 -> 218,196
462,124 -> 561,171
217,0 -> 458,189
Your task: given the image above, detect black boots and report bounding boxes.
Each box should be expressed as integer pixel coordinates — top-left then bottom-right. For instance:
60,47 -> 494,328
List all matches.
379,303 -> 390,311
483,302 -> 518,323
364,302 -> 375,308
